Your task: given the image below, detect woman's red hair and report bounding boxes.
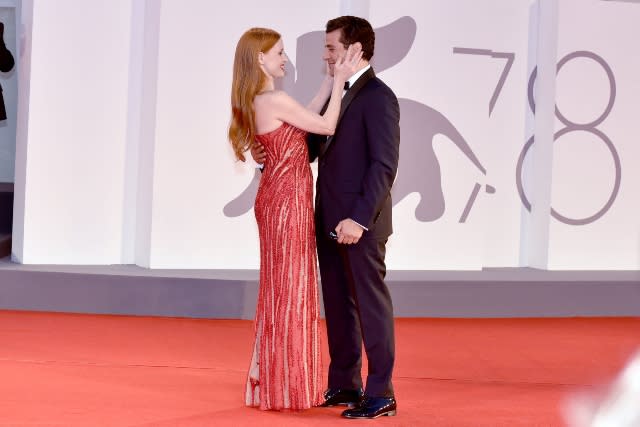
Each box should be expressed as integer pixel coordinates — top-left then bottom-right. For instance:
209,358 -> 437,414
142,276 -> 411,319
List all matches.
228,28 -> 281,161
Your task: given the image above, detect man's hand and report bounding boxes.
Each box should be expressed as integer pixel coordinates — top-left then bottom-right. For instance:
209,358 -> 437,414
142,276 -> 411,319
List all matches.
250,142 -> 266,164
335,218 -> 364,245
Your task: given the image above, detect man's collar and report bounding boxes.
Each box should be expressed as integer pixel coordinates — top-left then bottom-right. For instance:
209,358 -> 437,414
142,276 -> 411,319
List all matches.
347,64 -> 371,88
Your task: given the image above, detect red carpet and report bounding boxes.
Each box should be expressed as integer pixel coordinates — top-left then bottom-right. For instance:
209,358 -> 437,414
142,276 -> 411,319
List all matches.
0,311 -> 638,426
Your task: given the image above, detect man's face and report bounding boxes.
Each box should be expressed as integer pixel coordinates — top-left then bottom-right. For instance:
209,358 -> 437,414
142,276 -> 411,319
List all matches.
323,29 -> 347,77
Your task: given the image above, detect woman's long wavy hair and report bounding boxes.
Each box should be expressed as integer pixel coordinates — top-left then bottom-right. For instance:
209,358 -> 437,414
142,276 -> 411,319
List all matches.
228,28 -> 281,161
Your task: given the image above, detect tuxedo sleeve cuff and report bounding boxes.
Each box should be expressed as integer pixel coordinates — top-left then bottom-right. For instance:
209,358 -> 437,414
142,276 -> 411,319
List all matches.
353,220 -> 368,231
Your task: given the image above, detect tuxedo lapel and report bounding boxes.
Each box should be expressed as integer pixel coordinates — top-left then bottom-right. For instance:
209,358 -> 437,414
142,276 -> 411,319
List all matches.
323,67 -> 376,154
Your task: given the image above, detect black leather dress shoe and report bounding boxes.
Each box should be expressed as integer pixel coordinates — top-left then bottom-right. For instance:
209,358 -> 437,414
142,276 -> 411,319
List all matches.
341,396 -> 397,418
320,388 -> 364,407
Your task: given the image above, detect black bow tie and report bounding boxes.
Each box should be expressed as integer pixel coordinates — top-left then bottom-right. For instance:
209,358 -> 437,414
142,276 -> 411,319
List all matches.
344,81 -> 350,90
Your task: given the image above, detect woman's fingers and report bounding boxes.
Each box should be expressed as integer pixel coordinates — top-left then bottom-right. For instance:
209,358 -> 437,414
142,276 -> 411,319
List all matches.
339,47 -> 362,68
334,43 -> 364,80
338,43 -> 361,65
352,50 -> 363,66
348,42 -> 362,61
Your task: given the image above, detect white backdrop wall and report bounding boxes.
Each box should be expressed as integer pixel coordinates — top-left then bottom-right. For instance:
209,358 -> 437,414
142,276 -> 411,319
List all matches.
546,0 -> 640,269
13,0 -> 133,263
11,0 -> 640,270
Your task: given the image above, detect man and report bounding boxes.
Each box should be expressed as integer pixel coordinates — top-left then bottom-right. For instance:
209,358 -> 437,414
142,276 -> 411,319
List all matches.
252,16 -> 400,419
311,16 -> 399,419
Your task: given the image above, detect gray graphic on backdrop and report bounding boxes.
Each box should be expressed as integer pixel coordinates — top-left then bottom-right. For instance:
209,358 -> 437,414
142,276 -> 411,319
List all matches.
517,51 -> 621,225
453,48 -> 515,116
393,99 -> 487,222
225,17 -> 491,223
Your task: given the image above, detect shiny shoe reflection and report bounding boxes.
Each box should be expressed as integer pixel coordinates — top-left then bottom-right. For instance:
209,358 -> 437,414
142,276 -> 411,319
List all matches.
321,388 -> 364,407
341,396 -> 397,419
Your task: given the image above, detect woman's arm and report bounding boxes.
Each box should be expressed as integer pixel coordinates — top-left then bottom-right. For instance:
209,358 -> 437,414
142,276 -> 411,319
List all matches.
272,44 -> 362,135
306,74 -> 333,114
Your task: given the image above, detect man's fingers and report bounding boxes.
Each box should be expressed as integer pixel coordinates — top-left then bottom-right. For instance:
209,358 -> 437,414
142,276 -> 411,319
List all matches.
337,233 -> 357,245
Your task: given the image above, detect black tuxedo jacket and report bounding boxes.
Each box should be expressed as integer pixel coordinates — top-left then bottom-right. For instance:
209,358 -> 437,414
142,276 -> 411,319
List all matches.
309,68 -> 400,240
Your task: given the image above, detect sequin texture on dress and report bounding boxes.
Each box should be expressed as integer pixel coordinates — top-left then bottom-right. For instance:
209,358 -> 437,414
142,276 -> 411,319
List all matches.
246,122 -> 323,410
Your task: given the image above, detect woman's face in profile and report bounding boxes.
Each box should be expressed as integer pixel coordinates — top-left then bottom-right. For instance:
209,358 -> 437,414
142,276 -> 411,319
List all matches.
260,39 -> 288,79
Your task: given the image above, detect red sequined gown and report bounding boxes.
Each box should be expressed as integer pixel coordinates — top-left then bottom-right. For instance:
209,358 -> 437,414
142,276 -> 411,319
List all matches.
246,122 -> 323,410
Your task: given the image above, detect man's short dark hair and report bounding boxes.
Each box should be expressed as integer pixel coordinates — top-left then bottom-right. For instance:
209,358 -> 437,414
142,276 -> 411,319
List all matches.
326,16 -> 375,61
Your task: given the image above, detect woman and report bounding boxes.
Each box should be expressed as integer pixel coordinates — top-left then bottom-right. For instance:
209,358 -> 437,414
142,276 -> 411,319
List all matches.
228,28 -> 361,411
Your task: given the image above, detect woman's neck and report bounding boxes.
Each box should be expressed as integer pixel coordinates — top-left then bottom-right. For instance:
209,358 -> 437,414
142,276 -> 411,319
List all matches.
262,77 -> 275,92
